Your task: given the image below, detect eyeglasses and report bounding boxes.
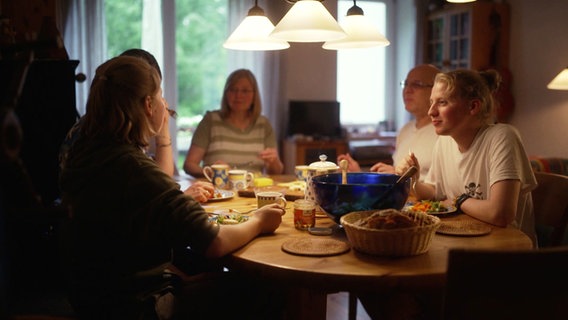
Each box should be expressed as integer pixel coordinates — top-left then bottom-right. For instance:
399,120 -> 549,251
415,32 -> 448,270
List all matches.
227,88 -> 254,95
400,80 -> 433,90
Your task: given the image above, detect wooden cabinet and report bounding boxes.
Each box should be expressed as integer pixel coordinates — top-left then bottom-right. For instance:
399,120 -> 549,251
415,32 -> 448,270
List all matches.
424,2 -> 510,71
282,139 -> 348,174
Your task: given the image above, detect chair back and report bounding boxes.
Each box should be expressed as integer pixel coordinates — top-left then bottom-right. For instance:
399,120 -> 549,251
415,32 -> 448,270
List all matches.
443,247 -> 568,320
532,172 -> 568,247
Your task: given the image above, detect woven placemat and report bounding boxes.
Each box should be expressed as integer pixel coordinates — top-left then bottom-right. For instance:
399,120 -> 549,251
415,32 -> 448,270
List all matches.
436,221 -> 492,236
281,238 -> 350,257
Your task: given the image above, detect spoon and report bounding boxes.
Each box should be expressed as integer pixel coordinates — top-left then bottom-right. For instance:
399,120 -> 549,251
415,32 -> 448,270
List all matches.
339,159 -> 348,184
395,165 -> 418,185
374,166 -> 418,208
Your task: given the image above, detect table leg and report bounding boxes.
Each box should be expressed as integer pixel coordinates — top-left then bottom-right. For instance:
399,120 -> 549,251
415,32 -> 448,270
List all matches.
348,292 -> 358,320
286,287 -> 327,320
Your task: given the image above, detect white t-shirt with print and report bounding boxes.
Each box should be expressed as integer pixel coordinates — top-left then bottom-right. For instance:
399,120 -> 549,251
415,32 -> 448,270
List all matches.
392,120 -> 438,179
425,123 -> 537,244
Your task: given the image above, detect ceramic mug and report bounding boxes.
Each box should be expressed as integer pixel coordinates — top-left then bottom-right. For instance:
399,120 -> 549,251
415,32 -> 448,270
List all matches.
228,169 -> 254,191
294,165 -> 310,182
202,164 -> 230,189
256,191 -> 287,209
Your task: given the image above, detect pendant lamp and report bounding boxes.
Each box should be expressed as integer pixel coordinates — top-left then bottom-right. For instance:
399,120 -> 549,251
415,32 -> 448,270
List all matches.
446,0 -> 476,3
323,0 -> 390,50
547,67 -> 568,90
270,0 -> 346,43
224,1 -> 290,51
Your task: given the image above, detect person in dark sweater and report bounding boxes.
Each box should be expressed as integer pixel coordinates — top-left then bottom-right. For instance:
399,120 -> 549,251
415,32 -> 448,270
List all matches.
59,56 -> 286,319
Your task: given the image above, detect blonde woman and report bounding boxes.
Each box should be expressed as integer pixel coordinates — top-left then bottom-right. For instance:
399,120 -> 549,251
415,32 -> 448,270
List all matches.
183,69 -> 283,177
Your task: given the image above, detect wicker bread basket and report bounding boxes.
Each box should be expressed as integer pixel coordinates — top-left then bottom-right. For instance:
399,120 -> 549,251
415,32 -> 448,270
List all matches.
340,210 -> 441,257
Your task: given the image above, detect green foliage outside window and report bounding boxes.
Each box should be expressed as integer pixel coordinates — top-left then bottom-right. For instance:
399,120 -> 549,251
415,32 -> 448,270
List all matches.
105,0 -> 228,119
105,0 -> 228,167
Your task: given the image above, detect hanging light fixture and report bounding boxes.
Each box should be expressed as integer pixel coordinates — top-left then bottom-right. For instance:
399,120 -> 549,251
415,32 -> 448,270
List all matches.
223,0 -> 290,51
446,0 -> 477,3
270,0 -> 346,43
547,67 -> 568,90
323,0 -> 390,50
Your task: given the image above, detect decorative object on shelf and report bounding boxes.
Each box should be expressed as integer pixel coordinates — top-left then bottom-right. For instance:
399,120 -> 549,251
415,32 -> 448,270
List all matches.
323,0 -> 390,50
223,0 -> 289,51
271,0 -> 346,43
547,67 -> 568,90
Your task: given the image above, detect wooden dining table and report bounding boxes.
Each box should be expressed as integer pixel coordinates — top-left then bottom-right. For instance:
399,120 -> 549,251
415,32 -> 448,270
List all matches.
179,174 -> 534,319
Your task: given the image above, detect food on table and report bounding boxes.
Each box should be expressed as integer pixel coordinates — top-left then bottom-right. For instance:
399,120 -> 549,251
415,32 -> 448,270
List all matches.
355,209 -> 418,229
253,177 -> 274,187
277,181 -> 306,192
213,213 -> 248,225
407,200 -> 448,213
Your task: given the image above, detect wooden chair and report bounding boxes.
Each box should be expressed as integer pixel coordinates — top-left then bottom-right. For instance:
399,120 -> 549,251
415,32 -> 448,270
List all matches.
532,172 -> 568,247
443,247 -> 568,320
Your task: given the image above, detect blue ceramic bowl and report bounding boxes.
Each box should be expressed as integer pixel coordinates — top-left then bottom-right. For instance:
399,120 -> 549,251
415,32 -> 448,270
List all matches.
312,172 -> 410,224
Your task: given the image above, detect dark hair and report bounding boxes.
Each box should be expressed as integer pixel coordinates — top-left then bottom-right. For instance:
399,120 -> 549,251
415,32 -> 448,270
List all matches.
120,48 -> 162,79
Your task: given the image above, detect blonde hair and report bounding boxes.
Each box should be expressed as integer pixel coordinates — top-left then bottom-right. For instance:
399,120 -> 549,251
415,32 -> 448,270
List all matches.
219,69 -> 262,120
82,56 -> 161,148
434,69 -> 501,125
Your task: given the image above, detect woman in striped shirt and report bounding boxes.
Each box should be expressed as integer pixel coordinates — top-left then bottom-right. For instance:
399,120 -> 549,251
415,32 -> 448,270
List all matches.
183,69 -> 284,177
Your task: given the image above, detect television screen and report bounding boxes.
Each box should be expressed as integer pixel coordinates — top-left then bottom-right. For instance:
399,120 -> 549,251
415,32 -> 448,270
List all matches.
287,100 -> 342,139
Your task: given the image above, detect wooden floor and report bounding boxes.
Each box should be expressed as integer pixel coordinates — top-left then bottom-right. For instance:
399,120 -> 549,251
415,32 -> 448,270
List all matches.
326,292 -> 372,320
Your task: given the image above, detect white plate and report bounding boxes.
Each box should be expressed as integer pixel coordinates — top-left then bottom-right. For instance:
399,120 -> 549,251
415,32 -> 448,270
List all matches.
208,213 -> 249,225
208,190 -> 235,202
404,201 -> 458,216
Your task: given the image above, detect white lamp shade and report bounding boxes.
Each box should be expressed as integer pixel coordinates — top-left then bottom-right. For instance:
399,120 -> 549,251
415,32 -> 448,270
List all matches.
223,15 -> 290,51
547,68 -> 568,90
270,0 -> 346,43
323,14 -> 390,50
446,0 -> 476,3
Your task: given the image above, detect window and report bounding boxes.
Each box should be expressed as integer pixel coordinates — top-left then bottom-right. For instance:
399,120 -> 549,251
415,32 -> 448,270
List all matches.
104,0 -> 229,167
336,0 -> 388,130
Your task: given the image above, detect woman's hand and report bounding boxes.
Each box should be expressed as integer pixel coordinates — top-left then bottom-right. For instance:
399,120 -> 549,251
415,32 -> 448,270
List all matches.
259,148 -> 284,174
251,203 -> 285,234
183,181 -> 215,203
259,148 -> 280,165
337,153 -> 361,172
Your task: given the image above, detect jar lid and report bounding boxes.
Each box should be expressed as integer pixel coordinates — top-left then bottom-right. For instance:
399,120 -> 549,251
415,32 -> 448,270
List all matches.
308,154 -> 339,171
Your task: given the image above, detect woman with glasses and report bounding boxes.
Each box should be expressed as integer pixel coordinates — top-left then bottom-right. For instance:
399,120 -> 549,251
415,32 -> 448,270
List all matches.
183,69 -> 283,177
338,64 -> 440,180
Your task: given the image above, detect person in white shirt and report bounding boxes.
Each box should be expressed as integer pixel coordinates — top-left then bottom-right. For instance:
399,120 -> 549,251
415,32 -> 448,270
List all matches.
338,64 -> 440,179
398,69 -> 537,245
359,69 -> 538,320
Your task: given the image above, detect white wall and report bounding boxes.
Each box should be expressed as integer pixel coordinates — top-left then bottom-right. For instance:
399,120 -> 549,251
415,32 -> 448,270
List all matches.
274,0 -> 415,132
508,0 -> 568,158
275,0 -> 568,158
277,1 -> 339,101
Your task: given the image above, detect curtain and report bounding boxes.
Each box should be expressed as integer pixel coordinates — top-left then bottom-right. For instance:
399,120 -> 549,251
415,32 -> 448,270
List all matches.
58,0 -> 283,157
160,0 -> 178,163
58,0 -> 107,115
